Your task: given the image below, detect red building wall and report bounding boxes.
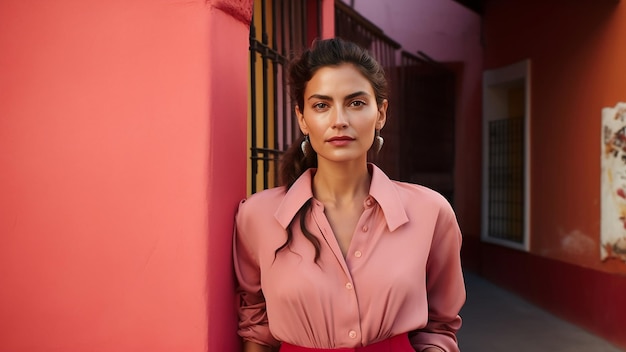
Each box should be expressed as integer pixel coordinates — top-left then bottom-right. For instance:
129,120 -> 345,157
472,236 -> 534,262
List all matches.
480,0 -> 626,348
0,0 -> 252,351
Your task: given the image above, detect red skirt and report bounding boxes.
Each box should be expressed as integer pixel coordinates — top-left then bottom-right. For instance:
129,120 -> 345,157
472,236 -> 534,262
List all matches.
279,333 -> 412,352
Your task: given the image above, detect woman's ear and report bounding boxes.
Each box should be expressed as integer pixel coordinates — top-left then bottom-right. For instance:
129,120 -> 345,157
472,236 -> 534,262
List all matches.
296,105 -> 309,135
376,99 -> 388,130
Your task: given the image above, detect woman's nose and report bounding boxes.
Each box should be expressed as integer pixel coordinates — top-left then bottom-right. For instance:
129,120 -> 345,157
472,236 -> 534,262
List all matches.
331,108 -> 349,128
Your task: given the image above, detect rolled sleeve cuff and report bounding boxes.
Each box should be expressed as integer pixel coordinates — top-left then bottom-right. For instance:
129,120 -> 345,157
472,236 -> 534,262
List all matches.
410,329 -> 460,352
239,326 -> 281,348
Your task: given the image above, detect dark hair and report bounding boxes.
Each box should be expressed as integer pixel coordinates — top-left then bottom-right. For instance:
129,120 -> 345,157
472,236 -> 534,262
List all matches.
275,37 -> 389,262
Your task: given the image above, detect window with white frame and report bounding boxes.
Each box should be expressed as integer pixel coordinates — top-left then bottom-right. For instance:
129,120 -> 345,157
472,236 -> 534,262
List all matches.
481,60 -> 531,251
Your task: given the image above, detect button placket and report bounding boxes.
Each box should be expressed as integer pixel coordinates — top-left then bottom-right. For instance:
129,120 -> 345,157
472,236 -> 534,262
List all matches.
341,274 -> 359,344
351,198 -> 375,261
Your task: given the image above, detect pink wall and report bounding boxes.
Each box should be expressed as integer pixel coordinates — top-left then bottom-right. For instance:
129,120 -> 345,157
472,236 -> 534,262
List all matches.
206,1 -> 253,350
340,0 -> 484,243
0,0 -> 251,350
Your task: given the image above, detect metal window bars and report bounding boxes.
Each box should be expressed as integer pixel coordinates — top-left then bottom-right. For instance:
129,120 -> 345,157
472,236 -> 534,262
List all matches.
487,117 -> 524,243
248,0 -> 321,194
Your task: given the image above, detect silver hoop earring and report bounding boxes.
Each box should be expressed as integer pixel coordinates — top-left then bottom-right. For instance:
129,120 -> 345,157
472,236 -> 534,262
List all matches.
301,135 -> 310,157
375,130 -> 384,153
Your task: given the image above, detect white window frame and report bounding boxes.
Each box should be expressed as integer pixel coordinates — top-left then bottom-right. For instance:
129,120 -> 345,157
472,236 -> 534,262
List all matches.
481,60 -> 531,251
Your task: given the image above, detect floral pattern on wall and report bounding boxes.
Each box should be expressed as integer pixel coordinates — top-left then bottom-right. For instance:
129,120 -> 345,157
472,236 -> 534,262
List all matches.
601,102 -> 626,262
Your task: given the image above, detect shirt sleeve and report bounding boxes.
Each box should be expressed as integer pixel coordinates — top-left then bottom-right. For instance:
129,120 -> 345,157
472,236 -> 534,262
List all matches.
410,199 -> 466,352
233,199 -> 281,348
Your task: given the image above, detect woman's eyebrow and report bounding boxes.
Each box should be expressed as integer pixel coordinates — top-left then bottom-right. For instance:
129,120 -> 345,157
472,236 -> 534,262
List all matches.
306,91 -> 370,101
307,94 -> 332,101
344,91 -> 370,100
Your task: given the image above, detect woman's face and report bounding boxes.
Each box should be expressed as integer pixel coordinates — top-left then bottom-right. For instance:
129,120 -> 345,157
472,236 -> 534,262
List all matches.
296,63 -> 387,165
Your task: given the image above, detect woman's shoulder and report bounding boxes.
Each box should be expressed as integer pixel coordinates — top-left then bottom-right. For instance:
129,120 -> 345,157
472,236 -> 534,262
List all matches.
237,186 -> 288,216
235,186 -> 290,246
390,179 -> 452,210
388,180 -> 459,232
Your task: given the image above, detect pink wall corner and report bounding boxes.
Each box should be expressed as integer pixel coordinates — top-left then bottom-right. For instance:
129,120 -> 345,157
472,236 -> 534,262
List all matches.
211,0 -> 253,24
0,0 -> 253,350
205,1 -> 253,351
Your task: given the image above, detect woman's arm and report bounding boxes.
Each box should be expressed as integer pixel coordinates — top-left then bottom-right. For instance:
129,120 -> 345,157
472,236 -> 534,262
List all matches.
234,199 -> 281,348
410,199 -> 466,352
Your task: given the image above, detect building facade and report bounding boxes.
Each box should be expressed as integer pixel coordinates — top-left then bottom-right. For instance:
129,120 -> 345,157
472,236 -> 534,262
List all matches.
2,0 -> 626,350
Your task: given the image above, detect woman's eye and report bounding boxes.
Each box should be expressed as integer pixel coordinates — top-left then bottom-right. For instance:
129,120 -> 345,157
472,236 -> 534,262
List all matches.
313,102 -> 328,109
350,100 -> 366,107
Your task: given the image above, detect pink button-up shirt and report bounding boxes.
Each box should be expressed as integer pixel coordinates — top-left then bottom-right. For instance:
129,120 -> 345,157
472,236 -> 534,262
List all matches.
233,164 -> 465,351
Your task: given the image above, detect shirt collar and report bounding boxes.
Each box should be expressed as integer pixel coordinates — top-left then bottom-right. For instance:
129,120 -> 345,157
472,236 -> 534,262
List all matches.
367,163 -> 409,231
274,163 -> 409,232
274,168 -> 315,229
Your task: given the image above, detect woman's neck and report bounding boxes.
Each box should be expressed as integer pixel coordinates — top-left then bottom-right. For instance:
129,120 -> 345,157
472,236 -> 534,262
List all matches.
312,160 -> 371,206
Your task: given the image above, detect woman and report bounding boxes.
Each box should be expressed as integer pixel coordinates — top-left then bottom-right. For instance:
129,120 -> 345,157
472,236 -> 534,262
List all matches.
234,38 -> 465,352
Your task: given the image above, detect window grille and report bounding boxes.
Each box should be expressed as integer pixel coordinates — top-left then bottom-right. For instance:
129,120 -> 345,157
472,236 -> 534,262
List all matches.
248,0 -> 321,194
487,117 -> 524,243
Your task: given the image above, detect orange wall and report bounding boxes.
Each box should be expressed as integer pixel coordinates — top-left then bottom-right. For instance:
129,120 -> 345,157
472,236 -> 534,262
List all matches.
484,0 -> 626,273
0,0 -> 251,350
482,5 -> 626,347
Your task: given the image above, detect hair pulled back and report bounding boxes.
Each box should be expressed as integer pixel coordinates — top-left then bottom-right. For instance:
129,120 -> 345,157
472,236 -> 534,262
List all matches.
280,37 -> 389,188
275,38 -> 389,263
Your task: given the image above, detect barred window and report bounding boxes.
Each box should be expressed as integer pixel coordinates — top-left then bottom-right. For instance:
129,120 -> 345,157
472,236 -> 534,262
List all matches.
488,117 -> 524,244
248,0 -> 321,194
482,61 -> 530,251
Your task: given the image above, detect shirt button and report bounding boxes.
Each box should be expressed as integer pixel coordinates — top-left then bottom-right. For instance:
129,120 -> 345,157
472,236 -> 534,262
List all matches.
362,225 -> 368,232
354,251 -> 362,258
348,330 -> 357,339
345,282 -> 353,289
365,199 -> 373,206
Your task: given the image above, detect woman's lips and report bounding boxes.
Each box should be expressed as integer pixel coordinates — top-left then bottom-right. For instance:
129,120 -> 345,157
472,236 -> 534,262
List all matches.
327,136 -> 354,146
